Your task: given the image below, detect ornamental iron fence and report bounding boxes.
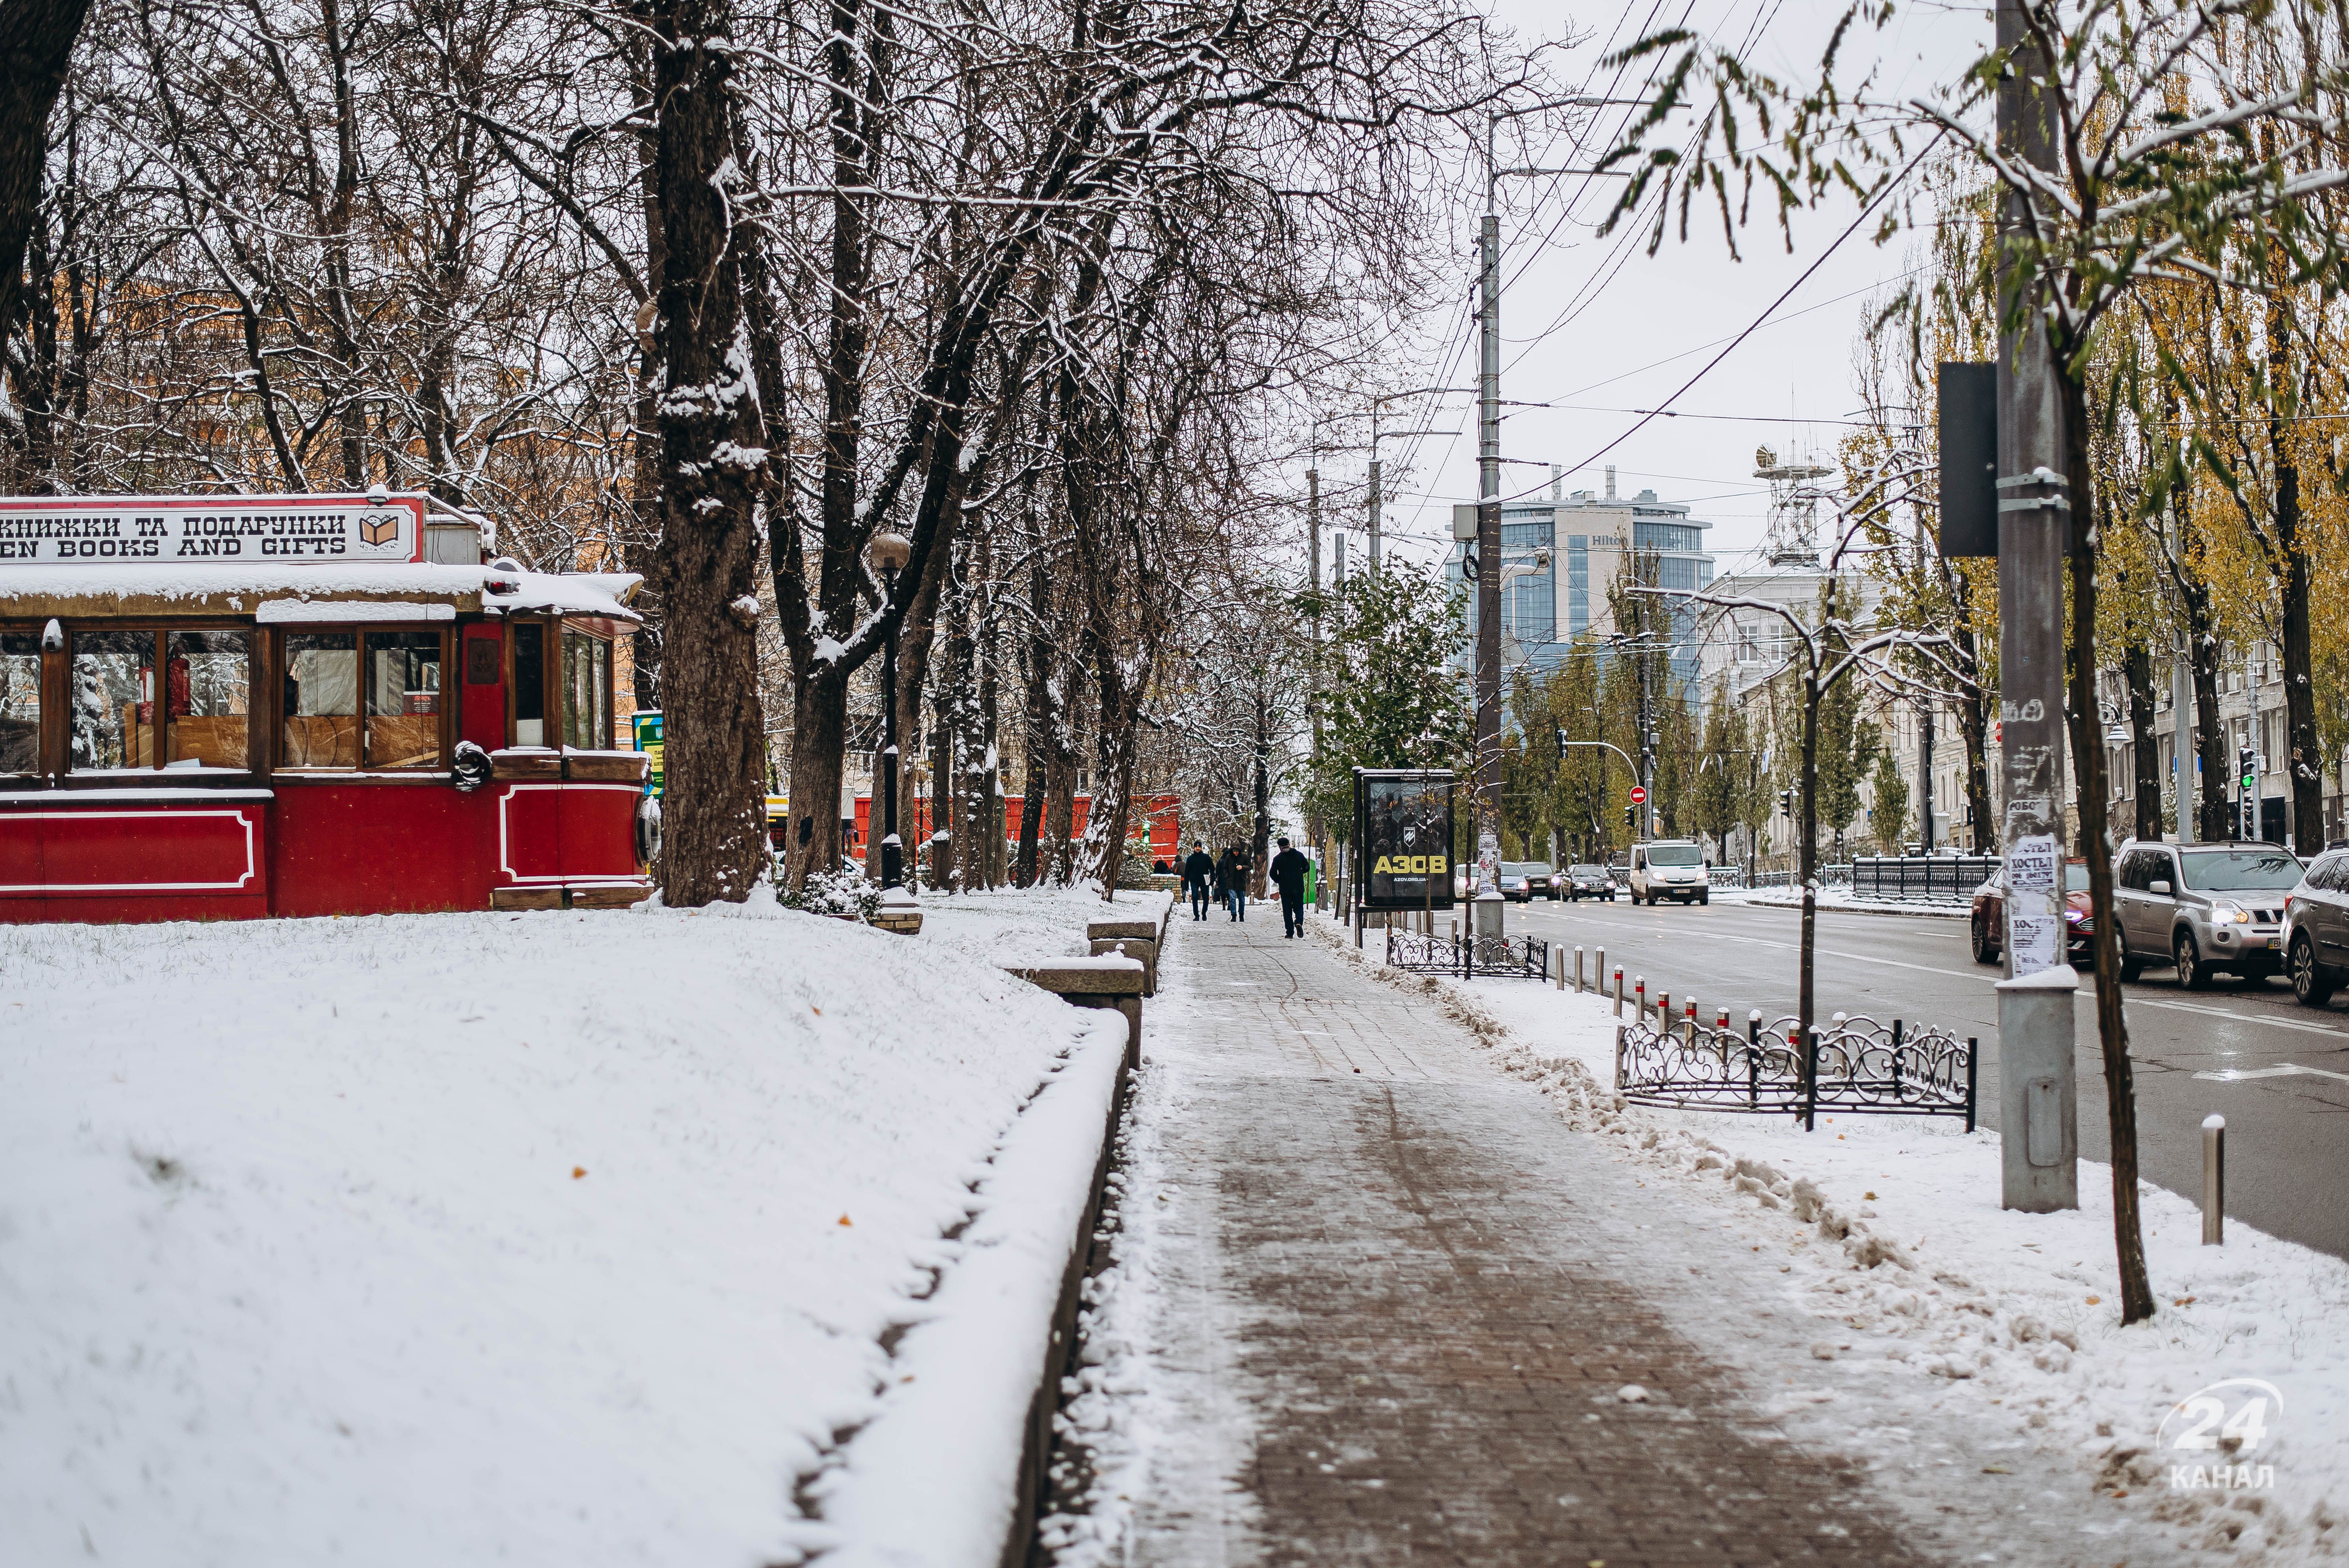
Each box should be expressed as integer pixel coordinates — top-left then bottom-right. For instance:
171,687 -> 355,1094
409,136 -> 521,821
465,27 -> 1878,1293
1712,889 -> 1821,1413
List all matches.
1385,926 -> 1551,980
1848,854 -> 2001,906
1615,1008 -> 1977,1130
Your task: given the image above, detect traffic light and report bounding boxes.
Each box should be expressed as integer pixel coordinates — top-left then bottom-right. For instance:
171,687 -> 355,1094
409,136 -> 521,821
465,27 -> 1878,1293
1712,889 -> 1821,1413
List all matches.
1623,804 -> 1634,830
1554,726 -> 1567,760
2239,747 -> 2257,793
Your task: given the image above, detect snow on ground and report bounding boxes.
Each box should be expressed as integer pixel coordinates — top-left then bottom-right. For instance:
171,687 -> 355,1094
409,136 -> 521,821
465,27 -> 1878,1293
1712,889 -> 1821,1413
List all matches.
1315,918 -> 2349,1564
0,897 -> 1123,1568
918,881 -> 1169,966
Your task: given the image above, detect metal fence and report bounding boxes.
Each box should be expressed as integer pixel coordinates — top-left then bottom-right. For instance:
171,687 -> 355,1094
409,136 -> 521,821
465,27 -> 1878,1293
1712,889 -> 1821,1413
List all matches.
1615,1008 -> 1977,1129
1385,927 -> 1551,980
1848,854 -> 2000,906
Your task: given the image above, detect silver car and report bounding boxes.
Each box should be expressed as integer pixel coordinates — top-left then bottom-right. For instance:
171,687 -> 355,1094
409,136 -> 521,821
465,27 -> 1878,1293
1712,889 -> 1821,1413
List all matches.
2283,846 -> 2349,1006
2112,841 -> 2302,988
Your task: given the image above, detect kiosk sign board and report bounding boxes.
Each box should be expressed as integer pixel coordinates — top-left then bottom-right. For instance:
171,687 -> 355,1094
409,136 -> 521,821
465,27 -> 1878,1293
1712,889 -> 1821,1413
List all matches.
630,711 -> 665,795
0,493 -> 425,564
1354,768 -> 1456,911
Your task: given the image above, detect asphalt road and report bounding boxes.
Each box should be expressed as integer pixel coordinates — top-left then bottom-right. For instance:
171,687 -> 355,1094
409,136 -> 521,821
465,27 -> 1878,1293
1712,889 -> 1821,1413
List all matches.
1481,894 -> 2349,1262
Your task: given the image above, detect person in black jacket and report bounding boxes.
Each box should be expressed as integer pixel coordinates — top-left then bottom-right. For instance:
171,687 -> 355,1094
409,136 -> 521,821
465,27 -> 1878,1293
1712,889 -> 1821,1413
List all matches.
1216,846 -> 1246,921
1182,841 -> 1215,920
1269,837 -> 1310,937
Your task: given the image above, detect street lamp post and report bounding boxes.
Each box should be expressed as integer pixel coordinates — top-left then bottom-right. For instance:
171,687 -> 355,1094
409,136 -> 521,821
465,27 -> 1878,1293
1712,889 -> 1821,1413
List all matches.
867,531 -> 914,891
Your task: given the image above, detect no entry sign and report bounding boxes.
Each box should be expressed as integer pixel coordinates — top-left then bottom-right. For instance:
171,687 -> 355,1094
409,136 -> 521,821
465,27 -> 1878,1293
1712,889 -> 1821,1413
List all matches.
1629,785 -> 1648,805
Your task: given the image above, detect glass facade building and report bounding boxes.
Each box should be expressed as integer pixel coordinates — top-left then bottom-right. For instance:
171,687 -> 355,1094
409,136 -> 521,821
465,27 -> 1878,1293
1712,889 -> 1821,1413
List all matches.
1446,489 -> 1716,688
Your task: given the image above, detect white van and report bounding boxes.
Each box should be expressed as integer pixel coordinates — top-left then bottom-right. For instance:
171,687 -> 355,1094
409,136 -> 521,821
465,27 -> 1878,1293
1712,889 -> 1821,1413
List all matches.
1629,840 -> 1709,906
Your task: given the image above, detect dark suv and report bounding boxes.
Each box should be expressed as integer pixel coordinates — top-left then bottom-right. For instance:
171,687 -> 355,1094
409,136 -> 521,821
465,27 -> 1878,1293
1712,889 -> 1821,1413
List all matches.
2283,847 -> 2348,1005
2113,842 -> 2301,988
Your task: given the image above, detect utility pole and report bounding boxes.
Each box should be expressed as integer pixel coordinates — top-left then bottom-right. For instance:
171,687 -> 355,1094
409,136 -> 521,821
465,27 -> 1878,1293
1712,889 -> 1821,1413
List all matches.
1367,417 -> 1381,577
1993,0 -> 2078,1212
1308,454 -> 1326,904
1473,112 -> 1505,935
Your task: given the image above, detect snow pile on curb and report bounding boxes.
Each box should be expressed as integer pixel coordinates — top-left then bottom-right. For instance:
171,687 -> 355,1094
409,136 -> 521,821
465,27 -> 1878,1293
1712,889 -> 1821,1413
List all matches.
1311,918 -> 2349,1564
0,899 -> 1119,1567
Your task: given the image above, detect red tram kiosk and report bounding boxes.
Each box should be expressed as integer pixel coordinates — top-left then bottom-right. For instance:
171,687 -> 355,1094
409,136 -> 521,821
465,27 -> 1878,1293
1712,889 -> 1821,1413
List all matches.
0,492 -> 652,922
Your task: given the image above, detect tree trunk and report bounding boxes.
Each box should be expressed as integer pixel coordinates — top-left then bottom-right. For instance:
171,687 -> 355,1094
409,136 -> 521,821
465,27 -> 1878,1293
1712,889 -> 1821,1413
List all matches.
647,0 -> 769,906
2125,639 -> 2163,842
2061,376 -> 2155,1326
1044,743 -> 1079,885
1013,555 -> 1054,886
2274,410 -> 2321,853
1250,692 -> 1272,898
0,0 -> 95,389
2191,627 -> 2227,841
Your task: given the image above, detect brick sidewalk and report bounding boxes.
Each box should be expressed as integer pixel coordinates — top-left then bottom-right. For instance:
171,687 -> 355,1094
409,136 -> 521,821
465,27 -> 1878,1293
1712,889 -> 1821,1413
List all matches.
1128,912 -> 1938,1568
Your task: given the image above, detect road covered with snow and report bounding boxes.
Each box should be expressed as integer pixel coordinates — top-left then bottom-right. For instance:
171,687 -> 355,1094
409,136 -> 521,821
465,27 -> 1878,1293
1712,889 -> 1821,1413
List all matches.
0,894 -> 1125,1566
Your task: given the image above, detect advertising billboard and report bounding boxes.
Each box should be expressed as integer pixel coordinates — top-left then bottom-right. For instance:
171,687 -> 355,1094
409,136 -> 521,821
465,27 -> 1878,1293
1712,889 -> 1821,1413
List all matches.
1354,769 -> 1455,911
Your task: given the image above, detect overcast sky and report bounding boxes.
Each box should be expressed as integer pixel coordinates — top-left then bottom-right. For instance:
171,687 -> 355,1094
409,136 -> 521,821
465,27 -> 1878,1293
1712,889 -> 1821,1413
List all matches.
1327,0 -> 1995,579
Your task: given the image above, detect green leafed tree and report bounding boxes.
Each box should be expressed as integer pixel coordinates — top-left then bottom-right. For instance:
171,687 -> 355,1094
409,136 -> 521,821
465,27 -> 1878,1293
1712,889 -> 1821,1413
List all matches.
1301,563 -> 1475,846
1868,744 -> 1910,854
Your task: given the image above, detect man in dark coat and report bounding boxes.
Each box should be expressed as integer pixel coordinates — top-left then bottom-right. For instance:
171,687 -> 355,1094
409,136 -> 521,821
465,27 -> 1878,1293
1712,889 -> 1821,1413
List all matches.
1182,840 -> 1215,920
1216,846 -> 1246,921
1270,836 -> 1310,937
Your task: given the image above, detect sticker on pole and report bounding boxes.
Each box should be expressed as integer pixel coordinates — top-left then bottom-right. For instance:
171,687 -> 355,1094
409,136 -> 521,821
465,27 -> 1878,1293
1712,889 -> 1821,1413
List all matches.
1629,785 -> 1648,804
2008,833 -> 2057,892
2010,913 -> 2060,976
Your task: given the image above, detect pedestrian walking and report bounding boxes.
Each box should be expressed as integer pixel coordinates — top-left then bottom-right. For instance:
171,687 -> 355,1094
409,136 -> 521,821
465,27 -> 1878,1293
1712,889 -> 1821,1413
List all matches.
1216,846 -> 1247,922
1183,840 -> 1215,920
1270,837 -> 1310,937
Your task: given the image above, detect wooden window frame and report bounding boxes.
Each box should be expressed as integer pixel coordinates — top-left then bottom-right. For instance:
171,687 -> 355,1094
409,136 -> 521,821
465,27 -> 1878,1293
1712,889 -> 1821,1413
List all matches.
504,616 -> 552,752
0,621 -> 52,781
557,620 -> 618,752
268,625 -> 455,774
58,622 -> 263,779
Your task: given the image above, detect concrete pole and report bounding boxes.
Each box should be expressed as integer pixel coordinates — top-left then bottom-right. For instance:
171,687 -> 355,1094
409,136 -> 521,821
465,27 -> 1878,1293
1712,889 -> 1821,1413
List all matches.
1995,0 -> 2078,1210
1473,116 -> 1506,939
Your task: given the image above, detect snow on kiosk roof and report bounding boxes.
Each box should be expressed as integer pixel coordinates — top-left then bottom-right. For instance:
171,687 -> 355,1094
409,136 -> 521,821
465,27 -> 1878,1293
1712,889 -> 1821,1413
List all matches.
0,492 -> 653,924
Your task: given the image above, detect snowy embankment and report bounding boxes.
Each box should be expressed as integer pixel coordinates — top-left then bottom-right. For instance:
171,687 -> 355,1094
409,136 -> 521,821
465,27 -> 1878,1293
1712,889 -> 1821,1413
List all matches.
919,881 -> 1170,966
1312,919 -> 2349,1564
0,898 -> 1125,1567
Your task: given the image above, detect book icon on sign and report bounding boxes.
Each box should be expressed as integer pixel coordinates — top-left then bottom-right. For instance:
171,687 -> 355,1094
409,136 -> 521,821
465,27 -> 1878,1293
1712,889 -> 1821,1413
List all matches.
360,510 -> 400,547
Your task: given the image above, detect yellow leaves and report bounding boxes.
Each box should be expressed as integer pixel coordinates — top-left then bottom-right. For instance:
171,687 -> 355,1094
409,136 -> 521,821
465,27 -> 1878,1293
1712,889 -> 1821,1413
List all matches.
572,1166 -> 587,1179
838,1214 -> 853,1227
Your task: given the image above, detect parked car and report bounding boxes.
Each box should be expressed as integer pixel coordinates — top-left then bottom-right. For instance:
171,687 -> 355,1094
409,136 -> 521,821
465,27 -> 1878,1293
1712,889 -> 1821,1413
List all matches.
1563,862 -> 1617,901
2113,841 -> 2300,987
2285,846 -> 2349,1004
1969,860 -> 2095,966
1501,861 -> 1557,901
1628,840 -> 1709,905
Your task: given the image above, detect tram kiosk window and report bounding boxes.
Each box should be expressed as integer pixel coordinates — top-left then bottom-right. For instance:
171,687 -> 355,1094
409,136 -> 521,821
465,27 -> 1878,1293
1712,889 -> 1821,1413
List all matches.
561,626 -> 611,749
281,632 -> 359,767
165,630 -> 252,768
71,628 -> 157,770
64,627 -> 255,773
366,631 -> 442,767
0,631 -> 38,774
510,622 -> 546,747
279,628 -> 448,769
